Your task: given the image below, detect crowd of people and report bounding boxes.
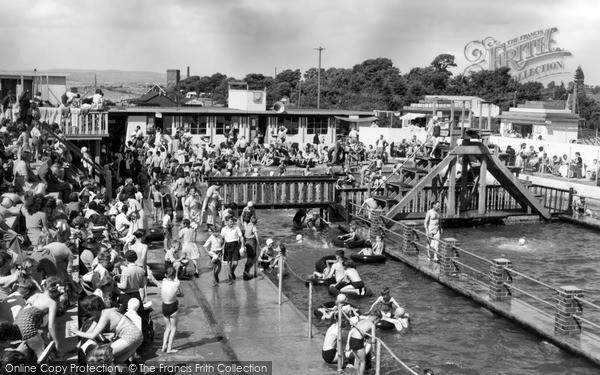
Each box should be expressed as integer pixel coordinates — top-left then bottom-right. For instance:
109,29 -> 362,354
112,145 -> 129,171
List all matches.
505,143 -> 596,179
0,89 -> 430,373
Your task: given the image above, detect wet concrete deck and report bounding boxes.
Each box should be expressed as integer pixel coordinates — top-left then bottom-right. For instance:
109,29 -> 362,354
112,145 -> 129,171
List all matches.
143,230 -> 336,374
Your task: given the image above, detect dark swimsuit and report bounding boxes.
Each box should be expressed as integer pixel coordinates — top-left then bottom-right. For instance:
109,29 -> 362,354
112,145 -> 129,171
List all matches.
162,300 -> 179,317
322,348 -> 337,363
349,336 -> 365,351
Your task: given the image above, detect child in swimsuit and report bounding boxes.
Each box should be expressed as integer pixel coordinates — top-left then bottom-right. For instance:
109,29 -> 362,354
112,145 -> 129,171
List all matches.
161,267 -> 181,353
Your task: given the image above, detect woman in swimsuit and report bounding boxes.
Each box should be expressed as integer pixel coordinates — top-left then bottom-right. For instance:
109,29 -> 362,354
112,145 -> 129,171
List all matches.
161,267 -> 182,353
15,276 -> 62,360
72,295 -> 143,363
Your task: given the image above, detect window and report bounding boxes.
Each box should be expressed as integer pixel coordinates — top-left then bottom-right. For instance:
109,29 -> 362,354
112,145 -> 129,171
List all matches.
146,116 -> 155,132
307,116 -> 328,134
335,117 -> 350,136
163,116 -> 174,135
215,115 -> 240,135
282,116 -> 299,135
183,115 -> 208,135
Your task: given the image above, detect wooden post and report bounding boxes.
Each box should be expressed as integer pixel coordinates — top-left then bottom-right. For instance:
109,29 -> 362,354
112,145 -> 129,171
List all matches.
566,188 -> 575,215
461,101 -> 466,138
447,156 -> 457,216
278,255 -> 284,305
468,101 -> 473,131
460,155 -> 469,212
449,101 -> 455,148
337,300 -> 343,373
478,158 -> 487,214
308,282 -> 313,338
375,337 -> 381,375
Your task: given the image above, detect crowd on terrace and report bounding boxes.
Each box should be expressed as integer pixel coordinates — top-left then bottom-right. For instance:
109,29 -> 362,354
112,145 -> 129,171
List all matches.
0,87 -> 407,370
1,85 -> 595,371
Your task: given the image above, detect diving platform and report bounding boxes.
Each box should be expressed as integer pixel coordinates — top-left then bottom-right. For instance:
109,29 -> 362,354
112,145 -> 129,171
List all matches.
381,137 -> 551,222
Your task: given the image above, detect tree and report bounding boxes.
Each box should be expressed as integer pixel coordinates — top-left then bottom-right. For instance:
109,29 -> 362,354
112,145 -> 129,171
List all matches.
431,54 -> 457,72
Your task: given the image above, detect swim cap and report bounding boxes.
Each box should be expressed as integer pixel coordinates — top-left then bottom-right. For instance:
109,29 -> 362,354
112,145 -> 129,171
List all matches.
247,201 -> 253,207
518,238 -> 525,246
266,238 -> 274,246
336,293 -> 347,304
395,307 -> 405,318
296,234 -> 303,241
269,171 -> 275,176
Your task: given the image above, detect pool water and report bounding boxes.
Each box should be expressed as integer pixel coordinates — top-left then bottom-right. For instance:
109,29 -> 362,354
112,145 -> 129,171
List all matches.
258,210 -> 600,375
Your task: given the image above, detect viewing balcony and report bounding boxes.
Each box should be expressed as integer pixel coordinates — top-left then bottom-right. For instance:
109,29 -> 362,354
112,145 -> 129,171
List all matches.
38,107 -> 109,139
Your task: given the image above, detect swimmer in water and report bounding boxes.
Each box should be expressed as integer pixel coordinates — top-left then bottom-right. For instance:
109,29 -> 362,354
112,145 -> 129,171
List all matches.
519,238 -> 526,246
296,234 -> 304,244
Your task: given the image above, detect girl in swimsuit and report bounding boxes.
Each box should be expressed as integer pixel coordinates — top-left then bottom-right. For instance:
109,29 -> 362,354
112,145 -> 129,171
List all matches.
73,295 -> 143,363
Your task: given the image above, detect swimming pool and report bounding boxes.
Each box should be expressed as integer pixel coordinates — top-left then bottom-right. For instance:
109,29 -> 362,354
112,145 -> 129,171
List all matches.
258,210 -> 600,375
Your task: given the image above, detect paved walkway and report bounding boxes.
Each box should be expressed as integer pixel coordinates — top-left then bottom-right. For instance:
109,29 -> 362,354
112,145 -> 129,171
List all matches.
142,227 -> 337,374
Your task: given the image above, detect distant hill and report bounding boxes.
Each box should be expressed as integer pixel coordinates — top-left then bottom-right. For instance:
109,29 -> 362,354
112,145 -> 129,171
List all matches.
42,69 -> 167,87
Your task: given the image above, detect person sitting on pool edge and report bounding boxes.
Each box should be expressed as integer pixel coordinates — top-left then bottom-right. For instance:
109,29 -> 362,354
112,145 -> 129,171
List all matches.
573,196 -> 592,218
335,260 -> 365,295
258,239 -> 276,271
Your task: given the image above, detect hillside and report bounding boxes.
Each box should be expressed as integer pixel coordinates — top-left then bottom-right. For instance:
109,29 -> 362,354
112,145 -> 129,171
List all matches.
40,69 -> 166,87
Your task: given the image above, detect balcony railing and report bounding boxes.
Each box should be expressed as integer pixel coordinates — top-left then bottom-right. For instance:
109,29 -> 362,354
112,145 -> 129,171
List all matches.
38,107 -> 109,138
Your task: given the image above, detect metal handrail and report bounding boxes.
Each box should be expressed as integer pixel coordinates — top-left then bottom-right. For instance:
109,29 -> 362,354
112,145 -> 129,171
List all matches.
502,267 -> 558,292
452,259 -> 488,278
347,205 -> 600,335
502,283 -> 556,310
574,296 -> 600,312
371,211 -> 495,265
573,315 -> 600,331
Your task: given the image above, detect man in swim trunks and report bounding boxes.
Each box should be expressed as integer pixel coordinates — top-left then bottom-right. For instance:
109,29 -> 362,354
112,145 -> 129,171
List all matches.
347,309 -> 380,375
335,260 -> 365,295
424,201 -> 441,261
322,323 -> 339,364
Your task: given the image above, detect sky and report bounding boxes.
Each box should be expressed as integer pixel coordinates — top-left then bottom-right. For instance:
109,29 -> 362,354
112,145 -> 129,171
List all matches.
0,0 -> 598,85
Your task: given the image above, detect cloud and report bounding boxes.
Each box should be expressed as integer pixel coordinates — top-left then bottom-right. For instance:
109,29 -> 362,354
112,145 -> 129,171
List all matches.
0,0 -> 598,84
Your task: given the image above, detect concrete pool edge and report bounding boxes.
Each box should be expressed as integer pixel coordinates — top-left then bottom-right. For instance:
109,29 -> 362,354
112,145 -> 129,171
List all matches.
383,246 -> 600,367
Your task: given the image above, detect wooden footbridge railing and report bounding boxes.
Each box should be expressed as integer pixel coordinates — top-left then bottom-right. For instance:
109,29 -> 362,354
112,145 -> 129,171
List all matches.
208,175 -> 338,208
336,183 -> 572,221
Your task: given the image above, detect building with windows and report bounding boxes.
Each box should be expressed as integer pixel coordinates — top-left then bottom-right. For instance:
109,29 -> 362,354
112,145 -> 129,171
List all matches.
107,106 -> 374,150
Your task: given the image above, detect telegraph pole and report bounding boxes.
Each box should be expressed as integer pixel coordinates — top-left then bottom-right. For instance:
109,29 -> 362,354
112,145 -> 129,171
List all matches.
314,46 -> 325,109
